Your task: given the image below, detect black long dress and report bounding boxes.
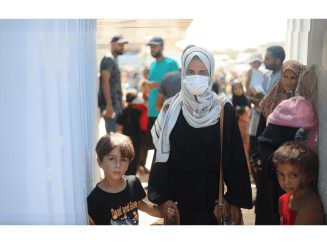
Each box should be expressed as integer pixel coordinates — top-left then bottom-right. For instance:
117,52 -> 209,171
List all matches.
250,114 -> 299,225
116,107 -> 142,175
148,102 -> 252,225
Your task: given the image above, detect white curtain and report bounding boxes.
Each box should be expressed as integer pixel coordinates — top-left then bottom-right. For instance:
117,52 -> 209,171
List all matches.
0,19 -> 100,224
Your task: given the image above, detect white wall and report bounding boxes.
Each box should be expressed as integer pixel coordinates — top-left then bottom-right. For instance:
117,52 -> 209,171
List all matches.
0,19 -> 100,224
307,19 -> 327,219
285,19 -> 310,64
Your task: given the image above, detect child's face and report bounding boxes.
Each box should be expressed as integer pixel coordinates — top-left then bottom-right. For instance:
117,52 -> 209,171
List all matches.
98,146 -> 130,180
250,61 -> 261,69
233,83 -> 243,97
276,162 -> 310,195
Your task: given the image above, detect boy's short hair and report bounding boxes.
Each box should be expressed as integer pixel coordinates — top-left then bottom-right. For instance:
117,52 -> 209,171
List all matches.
267,46 -> 285,63
273,141 -> 318,180
95,133 -> 135,162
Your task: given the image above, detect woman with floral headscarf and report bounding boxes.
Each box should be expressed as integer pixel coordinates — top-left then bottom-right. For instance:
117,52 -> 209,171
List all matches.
250,60 -> 306,225
147,47 -> 252,225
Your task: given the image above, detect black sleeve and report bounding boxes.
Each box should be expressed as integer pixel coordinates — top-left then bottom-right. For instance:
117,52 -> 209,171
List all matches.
257,124 -> 299,183
250,113 -> 266,164
100,57 -> 115,73
134,176 -> 146,201
148,160 -> 173,206
222,103 -> 253,209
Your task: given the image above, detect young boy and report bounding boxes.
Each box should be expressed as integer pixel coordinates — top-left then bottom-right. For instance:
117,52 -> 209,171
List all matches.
87,133 -> 175,225
273,141 -> 325,225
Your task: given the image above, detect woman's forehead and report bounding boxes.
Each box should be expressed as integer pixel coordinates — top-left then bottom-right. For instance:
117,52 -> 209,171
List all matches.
186,59 -> 208,70
283,69 -> 297,76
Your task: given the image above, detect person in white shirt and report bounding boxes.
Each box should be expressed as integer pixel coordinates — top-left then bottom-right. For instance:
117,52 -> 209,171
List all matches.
245,52 -> 264,96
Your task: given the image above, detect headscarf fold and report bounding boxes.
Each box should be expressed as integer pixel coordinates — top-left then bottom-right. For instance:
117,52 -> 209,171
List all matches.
295,64 -> 319,114
259,60 -> 306,119
151,47 -> 231,163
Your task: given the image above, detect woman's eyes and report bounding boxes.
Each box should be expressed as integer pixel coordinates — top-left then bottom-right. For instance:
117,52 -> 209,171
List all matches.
277,174 -> 283,177
283,75 -> 297,80
186,71 -> 208,76
291,174 -> 297,178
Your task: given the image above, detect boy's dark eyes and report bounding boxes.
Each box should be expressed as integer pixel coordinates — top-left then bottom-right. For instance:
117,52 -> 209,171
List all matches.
108,157 -> 128,162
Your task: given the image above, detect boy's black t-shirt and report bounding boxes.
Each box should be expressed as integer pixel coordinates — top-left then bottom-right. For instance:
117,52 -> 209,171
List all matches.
87,175 -> 146,225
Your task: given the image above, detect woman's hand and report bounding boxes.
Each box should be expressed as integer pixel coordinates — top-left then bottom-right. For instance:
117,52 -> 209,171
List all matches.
166,207 -> 176,219
161,200 -> 179,224
228,204 -> 242,225
161,200 -> 178,215
252,160 -> 262,173
214,199 -> 242,225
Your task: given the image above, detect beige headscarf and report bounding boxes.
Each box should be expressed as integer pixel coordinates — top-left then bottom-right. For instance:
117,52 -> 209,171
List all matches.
259,60 -> 306,119
151,47 -> 231,163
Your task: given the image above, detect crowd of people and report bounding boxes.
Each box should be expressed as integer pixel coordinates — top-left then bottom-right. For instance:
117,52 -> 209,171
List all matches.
87,34 -> 325,225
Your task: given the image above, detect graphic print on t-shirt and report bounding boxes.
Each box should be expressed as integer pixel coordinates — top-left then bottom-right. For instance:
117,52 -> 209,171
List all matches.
87,176 -> 146,225
110,200 -> 139,225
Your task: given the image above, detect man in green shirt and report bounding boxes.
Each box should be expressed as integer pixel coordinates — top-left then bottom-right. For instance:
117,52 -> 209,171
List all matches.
143,37 -> 178,163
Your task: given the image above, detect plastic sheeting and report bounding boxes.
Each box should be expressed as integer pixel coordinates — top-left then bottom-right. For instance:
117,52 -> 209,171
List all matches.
0,19 -> 99,224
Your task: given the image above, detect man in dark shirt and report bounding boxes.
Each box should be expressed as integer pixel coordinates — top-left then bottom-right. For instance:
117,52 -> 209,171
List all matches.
98,35 -> 128,134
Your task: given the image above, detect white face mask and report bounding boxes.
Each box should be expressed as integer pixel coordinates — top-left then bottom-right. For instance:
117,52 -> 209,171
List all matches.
183,75 -> 209,95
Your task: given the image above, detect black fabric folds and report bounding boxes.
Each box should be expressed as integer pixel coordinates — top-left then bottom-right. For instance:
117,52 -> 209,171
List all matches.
148,102 -> 252,225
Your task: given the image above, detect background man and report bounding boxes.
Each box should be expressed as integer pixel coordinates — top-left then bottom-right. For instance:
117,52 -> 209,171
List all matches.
155,45 -> 196,111
249,45 -> 286,180
143,37 -> 178,164
248,46 -> 286,225
98,35 -> 128,134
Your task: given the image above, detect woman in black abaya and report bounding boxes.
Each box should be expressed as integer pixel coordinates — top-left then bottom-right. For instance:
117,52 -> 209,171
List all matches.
147,47 -> 252,225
